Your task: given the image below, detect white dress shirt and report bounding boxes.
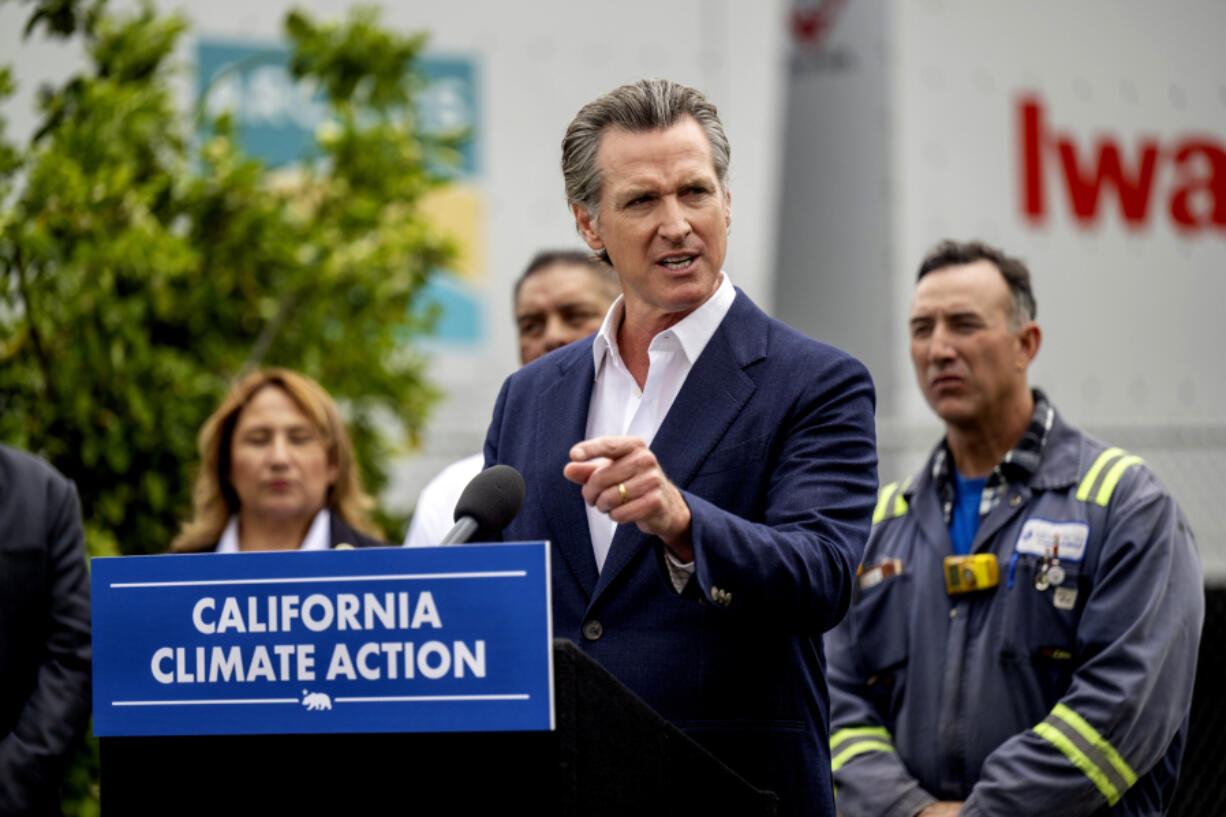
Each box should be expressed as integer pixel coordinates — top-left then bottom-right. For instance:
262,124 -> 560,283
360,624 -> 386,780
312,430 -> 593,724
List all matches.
403,453 -> 484,546
584,272 -> 736,572
215,508 -> 332,553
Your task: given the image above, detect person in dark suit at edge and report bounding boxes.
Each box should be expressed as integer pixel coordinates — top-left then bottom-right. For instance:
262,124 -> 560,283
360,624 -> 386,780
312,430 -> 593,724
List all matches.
172,368 -> 387,552
483,78 -> 878,816
0,444 -> 91,816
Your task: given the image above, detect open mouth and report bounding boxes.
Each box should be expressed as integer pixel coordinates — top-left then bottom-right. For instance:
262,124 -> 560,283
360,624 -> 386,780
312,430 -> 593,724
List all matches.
658,254 -> 697,271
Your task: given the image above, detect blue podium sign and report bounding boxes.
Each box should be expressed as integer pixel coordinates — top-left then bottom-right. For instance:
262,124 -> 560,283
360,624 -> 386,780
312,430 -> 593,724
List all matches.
92,543 -> 552,737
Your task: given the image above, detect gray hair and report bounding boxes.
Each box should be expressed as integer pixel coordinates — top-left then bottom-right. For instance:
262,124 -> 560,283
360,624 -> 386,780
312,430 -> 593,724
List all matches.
561,78 -> 731,223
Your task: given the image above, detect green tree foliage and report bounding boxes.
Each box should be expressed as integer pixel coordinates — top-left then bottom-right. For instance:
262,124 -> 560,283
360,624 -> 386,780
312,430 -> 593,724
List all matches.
2,1 -> 458,813
0,0 -> 457,562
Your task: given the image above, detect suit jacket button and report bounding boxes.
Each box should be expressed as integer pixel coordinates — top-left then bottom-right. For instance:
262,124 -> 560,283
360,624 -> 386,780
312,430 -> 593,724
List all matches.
582,620 -> 603,641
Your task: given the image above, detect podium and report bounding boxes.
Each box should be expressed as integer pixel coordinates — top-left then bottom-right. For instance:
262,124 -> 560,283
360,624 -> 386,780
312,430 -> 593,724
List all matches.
101,639 -> 777,815
92,545 -> 776,814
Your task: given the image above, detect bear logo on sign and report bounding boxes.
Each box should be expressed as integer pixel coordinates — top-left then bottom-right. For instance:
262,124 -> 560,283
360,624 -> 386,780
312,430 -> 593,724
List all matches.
302,690 -> 332,711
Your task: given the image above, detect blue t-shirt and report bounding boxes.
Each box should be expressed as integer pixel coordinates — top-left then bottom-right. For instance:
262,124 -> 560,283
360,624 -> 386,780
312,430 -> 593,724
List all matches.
950,471 -> 987,555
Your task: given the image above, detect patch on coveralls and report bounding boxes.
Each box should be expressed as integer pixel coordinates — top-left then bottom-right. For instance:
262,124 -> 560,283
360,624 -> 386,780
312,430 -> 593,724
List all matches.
1016,519 -> 1089,561
1052,586 -> 1078,610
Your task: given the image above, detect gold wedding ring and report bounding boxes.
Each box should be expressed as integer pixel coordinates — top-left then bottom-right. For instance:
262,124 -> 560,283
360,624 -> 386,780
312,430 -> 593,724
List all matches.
618,482 -> 628,505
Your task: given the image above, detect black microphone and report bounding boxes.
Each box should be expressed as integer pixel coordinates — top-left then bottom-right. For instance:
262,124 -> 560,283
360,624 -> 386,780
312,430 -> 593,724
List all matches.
438,464 -> 526,545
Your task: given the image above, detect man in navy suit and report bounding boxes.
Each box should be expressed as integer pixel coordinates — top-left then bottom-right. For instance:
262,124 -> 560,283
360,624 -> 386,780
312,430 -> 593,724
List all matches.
484,79 -> 877,816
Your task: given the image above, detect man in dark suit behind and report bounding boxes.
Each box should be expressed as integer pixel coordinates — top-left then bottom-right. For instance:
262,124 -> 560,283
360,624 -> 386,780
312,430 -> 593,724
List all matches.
0,444 -> 91,816
483,79 -> 878,816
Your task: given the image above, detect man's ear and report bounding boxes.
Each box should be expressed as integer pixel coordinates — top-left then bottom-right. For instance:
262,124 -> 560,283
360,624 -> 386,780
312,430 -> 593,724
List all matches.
572,203 -> 604,251
1017,321 -> 1042,368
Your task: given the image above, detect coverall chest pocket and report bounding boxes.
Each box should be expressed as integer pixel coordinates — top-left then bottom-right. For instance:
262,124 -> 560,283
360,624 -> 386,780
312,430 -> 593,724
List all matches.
997,556 -> 1087,695
850,572 -> 913,720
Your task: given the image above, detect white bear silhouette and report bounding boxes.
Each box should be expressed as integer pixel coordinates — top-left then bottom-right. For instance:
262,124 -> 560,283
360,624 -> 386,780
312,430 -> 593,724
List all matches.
301,690 -> 332,711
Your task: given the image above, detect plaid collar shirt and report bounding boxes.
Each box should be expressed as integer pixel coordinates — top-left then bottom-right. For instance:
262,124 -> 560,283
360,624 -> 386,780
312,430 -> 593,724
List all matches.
932,390 -> 1056,525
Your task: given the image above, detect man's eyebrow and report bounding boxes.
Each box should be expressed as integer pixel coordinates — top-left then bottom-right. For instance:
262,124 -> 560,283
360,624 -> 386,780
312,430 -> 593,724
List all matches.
910,308 -> 980,320
616,186 -> 654,203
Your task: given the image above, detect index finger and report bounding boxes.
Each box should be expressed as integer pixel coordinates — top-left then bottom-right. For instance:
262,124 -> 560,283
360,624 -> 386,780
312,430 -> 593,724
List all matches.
570,435 -> 647,462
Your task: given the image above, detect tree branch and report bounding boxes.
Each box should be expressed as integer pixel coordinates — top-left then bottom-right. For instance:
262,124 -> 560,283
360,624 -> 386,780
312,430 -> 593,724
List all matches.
243,288 -> 302,373
11,244 -> 60,406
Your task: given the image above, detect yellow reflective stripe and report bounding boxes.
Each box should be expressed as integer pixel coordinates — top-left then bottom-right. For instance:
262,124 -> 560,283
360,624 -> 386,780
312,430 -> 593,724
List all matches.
893,477 -> 911,517
872,479 -> 911,524
830,725 -> 891,751
1095,455 -> 1144,507
1050,703 -> 1137,787
830,726 -> 895,771
831,739 -> 895,772
1034,722 -> 1123,806
1036,703 -> 1139,806
873,483 -> 899,525
1076,448 -> 1124,501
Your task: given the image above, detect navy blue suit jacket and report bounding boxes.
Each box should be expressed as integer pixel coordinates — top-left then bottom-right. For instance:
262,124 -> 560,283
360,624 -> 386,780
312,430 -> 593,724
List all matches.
484,290 -> 877,816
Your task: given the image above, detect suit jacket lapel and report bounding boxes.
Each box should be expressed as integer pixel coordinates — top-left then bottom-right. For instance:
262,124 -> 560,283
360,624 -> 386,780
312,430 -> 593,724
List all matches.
537,348 -> 600,599
592,292 -> 765,602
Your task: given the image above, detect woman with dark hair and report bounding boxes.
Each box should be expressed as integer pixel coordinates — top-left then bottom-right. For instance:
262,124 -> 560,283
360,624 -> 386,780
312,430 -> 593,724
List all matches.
172,368 -> 387,552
